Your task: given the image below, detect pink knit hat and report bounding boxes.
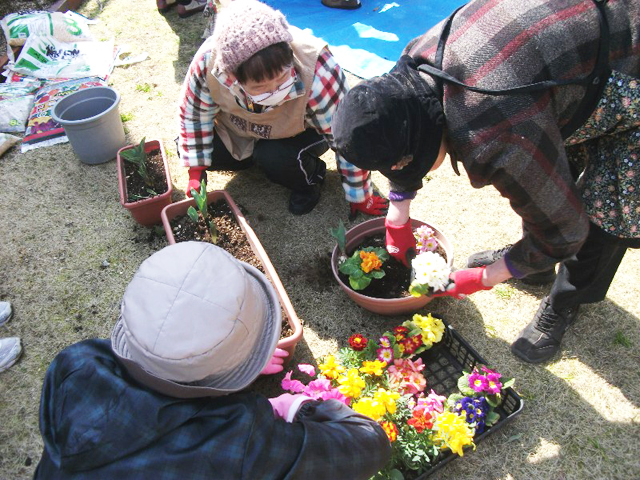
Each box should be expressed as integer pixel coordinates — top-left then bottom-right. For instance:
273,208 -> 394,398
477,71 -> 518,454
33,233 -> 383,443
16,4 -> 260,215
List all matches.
212,0 -> 294,74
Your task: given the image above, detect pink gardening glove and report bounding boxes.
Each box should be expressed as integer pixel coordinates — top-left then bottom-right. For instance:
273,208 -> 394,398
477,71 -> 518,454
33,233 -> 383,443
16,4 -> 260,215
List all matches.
260,348 -> 289,375
186,166 -> 207,198
385,218 -> 417,267
268,393 -> 314,422
432,267 -> 493,299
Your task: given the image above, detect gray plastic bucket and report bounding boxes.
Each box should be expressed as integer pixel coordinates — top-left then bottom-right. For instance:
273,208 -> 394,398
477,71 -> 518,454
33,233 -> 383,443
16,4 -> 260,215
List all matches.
52,86 -> 126,165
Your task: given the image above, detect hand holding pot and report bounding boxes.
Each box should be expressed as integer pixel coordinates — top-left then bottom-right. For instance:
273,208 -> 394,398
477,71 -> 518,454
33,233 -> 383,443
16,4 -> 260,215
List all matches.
260,348 -> 289,375
385,218 -> 416,267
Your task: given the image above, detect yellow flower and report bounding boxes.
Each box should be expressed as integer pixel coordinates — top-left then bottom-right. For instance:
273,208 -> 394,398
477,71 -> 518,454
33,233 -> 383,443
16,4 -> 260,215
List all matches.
359,360 -> 387,376
318,355 -> 345,380
337,368 -> 366,398
352,396 -> 386,421
411,313 -> 445,347
433,411 -> 476,456
359,251 -> 382,273
373,388 -> 400,415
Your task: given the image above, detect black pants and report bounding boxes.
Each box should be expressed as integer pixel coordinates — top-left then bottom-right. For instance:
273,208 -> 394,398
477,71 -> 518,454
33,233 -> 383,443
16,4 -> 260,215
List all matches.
209,128 -> 328,192
550,223 -> 630,310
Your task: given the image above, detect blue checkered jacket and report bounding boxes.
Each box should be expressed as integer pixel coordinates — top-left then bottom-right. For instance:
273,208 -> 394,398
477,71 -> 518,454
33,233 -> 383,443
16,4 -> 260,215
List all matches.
35,340 -> 391,479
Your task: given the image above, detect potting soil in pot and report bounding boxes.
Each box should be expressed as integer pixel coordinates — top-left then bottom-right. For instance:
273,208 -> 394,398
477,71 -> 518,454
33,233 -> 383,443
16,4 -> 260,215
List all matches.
339,234 -> 448,299
124,148 -> 168,201
170,199 -> 293,338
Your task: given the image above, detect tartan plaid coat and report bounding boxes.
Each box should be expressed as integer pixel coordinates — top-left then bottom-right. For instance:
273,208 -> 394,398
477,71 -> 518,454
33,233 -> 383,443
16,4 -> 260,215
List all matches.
405,0 -> 639,277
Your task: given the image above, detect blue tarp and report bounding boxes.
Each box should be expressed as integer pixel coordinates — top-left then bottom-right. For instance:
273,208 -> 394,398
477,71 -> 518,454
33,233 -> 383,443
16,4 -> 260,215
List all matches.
263,0 -> 466,78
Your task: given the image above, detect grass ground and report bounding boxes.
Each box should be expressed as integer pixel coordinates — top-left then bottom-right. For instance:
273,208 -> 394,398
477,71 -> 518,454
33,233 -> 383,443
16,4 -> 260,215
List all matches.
0,0 -> 638,478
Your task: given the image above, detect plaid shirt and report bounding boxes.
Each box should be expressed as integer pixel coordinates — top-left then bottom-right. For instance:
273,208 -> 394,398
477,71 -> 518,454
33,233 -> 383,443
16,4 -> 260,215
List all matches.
35,340 -> 390,479
178,43 -> 372,203
406,0 -> 639,276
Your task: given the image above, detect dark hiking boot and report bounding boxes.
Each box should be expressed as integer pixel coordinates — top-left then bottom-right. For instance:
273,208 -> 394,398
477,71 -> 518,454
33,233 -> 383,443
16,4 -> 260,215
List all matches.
466,245 -> 556,285
511,296 -> 580,364
289,184 -> 322,215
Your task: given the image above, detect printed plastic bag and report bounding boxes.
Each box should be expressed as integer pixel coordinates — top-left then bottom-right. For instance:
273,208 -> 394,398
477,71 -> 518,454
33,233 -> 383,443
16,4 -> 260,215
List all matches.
0,82 -> 41,133
1,10 -> 93,58
21,76 -> 105,153
10,36 -> 115,79
0,133 -> 20,158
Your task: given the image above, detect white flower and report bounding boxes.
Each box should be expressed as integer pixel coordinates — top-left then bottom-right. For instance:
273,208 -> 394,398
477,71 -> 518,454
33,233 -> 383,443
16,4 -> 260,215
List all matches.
411,251 -> 450,292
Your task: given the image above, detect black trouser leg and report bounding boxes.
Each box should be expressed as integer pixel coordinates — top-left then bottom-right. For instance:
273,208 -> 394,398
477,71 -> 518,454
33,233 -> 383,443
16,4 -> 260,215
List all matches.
207,132 -> 255,171
252,129 -> 328,192
550,224 -> 627,310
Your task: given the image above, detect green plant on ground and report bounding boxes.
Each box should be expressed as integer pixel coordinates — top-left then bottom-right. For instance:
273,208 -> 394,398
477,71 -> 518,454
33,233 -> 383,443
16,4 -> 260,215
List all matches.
330,219 -> 347,257
613,331 -> 632,347
188,180 -> 218,244
120,137 -> 157,199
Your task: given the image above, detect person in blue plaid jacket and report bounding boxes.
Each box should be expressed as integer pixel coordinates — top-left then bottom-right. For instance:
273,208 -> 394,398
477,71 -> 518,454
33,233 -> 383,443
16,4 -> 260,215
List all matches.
34,242 -> 391,479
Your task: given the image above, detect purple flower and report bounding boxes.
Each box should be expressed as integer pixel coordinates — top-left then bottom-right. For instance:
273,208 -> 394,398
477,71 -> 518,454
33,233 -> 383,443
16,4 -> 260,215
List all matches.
298,364 -> 316,377
485,373 -> 503,394
281,371 -> 305,393
468,370 -> 488,393
377,347 -> 394,363
304,378 -> 332,398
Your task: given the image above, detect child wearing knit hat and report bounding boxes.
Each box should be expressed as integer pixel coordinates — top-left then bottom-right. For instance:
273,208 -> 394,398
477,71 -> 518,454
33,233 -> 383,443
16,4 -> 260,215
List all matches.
177,0 -> 387,216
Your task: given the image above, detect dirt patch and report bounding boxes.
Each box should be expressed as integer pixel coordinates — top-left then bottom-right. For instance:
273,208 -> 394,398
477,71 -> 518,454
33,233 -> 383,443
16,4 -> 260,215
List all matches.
123,148 -> 168,201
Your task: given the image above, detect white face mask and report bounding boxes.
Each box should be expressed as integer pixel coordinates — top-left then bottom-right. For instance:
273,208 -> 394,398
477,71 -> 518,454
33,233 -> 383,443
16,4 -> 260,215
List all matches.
247,75 -> 295,106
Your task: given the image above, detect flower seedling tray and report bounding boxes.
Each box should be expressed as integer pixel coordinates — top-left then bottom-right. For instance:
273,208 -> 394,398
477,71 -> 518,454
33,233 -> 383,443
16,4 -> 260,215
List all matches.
415,321 -> 524,478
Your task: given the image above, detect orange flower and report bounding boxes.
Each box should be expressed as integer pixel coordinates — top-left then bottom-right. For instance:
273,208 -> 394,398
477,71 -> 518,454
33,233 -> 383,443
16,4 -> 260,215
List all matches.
381,421 -> 398,443
360,251 -> 382,273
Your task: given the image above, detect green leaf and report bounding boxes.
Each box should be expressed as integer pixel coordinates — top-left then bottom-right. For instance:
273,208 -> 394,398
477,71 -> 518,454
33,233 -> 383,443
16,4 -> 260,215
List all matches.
501,377 -> 515,389
339,262 -> 361,276
187,206 -> 199,224
329,219 -> 347,256
486,410 -> 500,426
457,374 -> 475,396
446,393 -> 465,409
389,470 -> 405,480
350,275 -> 371,290
370,269 -> 386,279
208,220 -> 218,244
485,393 -> 501,408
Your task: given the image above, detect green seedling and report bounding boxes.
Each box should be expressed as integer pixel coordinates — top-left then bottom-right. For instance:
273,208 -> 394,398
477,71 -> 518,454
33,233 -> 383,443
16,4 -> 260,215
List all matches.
330,219 -> 347,257
188,180 -> 218,244
120,137 -> 157,198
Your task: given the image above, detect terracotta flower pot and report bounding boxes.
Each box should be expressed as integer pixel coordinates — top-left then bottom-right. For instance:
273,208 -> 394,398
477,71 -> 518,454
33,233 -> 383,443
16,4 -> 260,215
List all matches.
117,139 -> 173,227
331,217 -> 454,316
161,190 -> 304,358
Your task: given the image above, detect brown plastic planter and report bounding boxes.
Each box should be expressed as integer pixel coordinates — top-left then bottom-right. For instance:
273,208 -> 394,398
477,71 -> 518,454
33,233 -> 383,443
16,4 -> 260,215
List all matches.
331,217 -> 454,316
117,139 -> 173,227
161,190 -> 304,358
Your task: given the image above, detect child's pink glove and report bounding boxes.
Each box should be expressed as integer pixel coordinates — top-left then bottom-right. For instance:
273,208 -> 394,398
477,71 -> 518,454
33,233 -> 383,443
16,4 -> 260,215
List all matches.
268,393 -> 314,422
432,267 -> 492,299
260,348 -> 289,375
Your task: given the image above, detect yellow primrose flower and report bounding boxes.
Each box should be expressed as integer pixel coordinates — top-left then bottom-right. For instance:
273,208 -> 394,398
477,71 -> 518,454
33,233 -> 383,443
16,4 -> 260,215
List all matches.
318,355 -> 345,380
433,411 -> 476,456
359,250 -> 382,273
359,360 -> 387,376
412,313 -> 445,347
337,368 -> 366,398
373,388 -> 400,415
352,396 -> 386,421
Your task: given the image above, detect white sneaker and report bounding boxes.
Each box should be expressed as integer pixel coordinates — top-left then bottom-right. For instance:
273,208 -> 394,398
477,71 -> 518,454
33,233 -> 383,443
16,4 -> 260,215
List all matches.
0,337 -> 22,373
0,302 -> 12,327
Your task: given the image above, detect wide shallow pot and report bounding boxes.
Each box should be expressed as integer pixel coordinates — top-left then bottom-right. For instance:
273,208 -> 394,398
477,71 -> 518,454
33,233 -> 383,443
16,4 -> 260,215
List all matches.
52,86 -> 126,164
161,190 -> 303,358
117,139 -> 173,227
331,217 -> 454,316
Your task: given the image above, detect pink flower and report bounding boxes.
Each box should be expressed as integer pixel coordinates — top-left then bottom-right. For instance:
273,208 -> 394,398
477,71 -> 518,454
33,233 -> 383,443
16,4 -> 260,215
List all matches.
281,371 -> 305,393
387,358 -> 427,395
379,336 -> 391,348
304,378 -> 332,398
377,347 -> 394,363
485,373 -> 503,394
298,364 -> 316,377
417,389 -> 447,414
468,369 -> 488,393
319,388 -> 350,405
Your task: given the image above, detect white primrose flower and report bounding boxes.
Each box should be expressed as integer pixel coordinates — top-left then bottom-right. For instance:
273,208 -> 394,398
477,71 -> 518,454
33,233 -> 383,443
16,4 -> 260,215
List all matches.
411,251 -> 450,292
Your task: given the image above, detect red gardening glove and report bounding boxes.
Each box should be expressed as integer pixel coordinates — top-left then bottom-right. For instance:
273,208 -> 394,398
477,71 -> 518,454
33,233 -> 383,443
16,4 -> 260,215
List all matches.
385,218 -> 416,267
260,348 -> 289,375
186,166 -> 207,197
432,267 -> 493,299
350,195 -> 388,218
268,393 -> 314,422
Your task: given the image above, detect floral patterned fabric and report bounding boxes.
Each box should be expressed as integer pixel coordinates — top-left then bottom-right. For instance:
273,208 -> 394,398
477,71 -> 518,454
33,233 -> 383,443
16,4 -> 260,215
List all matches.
565,71 -> 640,239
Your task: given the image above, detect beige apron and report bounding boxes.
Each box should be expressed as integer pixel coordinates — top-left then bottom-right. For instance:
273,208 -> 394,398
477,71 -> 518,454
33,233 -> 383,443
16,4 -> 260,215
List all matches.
206,26 -> 326,160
